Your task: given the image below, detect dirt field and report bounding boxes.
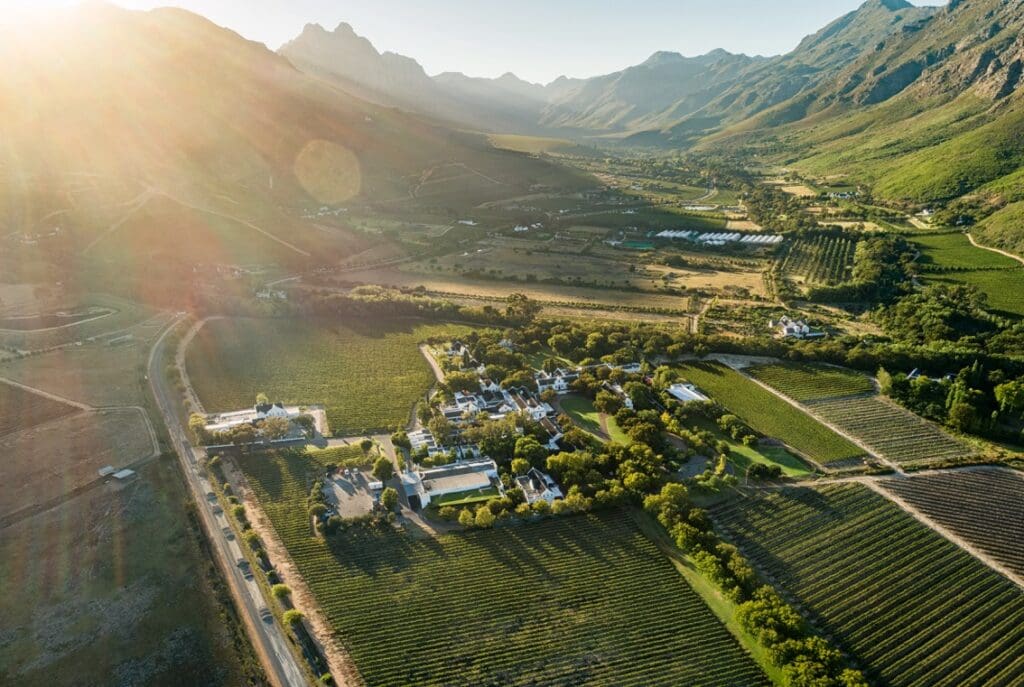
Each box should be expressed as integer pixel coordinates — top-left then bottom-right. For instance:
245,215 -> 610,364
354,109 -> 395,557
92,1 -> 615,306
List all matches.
335,266 -> 698,311
725,219 -> 762,231
0,409 -> 157,519
0,459 -> 259,687
0,342 -> 151,407
781,185 -> 818,198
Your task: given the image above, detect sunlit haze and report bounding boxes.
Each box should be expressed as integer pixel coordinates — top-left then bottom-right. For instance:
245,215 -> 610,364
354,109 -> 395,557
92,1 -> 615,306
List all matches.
0,0 -> 946,82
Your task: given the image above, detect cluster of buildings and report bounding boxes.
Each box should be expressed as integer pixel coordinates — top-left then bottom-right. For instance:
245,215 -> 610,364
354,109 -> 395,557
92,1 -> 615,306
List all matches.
772,316 -> 827,340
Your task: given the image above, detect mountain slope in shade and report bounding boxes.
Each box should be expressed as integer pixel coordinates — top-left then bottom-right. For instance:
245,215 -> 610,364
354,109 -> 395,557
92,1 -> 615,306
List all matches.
0,3 -> 586,287
539,49 -> 766,133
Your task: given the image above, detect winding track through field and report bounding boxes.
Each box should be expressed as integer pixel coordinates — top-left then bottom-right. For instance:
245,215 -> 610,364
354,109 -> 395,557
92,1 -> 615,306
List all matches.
966,232 -> 1024,266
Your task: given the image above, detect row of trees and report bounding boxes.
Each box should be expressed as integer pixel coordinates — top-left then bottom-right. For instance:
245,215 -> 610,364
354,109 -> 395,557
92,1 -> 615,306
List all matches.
645,484 -> 868,687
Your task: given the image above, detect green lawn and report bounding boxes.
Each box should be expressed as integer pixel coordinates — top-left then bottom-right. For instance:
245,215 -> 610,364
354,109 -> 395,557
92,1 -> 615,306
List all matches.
236,449 -> 768,687
560,394 -> 631,444
688,417 -> 814,478
431,486 -> 501,508
186,317 -> 470,435
674,362 -> 867,467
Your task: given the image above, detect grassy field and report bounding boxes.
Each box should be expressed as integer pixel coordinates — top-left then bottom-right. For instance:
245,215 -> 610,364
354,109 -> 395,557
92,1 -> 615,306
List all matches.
911,232 -> 1020,270
923,268 -> 1024,318
186,318 -> 468,436
688,418 -> 813,479
673,362 -> 867,467
0,459 -> 261,686
746,362 -> 875,402
711,483 -> 1024,687
0,383 -> 77,437
560,394 -> 630,444
237,449 -> 768,687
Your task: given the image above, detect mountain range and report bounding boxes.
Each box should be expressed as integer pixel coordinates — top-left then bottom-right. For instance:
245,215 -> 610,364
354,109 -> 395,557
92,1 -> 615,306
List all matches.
279,0 -> 1024,252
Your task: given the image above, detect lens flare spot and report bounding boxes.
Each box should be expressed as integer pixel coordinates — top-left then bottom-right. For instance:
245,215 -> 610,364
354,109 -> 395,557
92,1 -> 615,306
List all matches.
293,140 -> 361,205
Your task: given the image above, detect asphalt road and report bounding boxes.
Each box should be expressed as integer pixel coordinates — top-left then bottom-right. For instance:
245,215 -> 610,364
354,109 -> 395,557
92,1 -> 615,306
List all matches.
148,315 -> 308,687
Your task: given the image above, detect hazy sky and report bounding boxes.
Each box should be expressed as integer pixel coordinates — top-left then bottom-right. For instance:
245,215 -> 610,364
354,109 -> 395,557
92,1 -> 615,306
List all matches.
7,0 -> 946,82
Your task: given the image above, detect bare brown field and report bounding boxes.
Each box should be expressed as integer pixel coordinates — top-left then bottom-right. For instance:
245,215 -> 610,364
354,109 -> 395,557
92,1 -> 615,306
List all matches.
416,246 -> 766,297
0,343 -> 151,406
781,185 -> 817,198
0,409 -> 157,519
826,220 -> 884,232
332,266 -> 697,311
0,459 -> 256,686
726,219 -> 762,231
0,283 -> 67,317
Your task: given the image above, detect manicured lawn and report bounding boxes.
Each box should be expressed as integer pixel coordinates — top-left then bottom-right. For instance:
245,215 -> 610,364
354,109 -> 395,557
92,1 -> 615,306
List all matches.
237,449 -> 769,687
560,394 -> 630,444
674,362 -> 867,467
186,317 -> 470,435
687,417 -> 814,478
431,486 -> 501,507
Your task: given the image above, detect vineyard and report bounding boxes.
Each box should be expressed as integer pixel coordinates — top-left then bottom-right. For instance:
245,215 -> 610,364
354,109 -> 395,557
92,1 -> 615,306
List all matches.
911,232 -> 1020,270
237,450 -> 768,687
805,395 -> 972,466
710,483 -> 1024,687
880,468 -> 1024,578
779,235 -> 857,285
186,317 -> 468,435
923,268 -> 1024,318
675,362 -> 867,467
0,383 -> 77,437
746,362 -> 875,402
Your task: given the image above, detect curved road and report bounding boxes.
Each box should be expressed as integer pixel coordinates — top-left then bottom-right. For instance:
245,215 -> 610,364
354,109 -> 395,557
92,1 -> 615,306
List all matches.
148,316 -> 308,687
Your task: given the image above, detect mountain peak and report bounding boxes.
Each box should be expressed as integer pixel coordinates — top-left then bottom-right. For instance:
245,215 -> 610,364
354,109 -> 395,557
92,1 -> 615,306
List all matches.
859,0 -> 913,12
643,51 -> 685,66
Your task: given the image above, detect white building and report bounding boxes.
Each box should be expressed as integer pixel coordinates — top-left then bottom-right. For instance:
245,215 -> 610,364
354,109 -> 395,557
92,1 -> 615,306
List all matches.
515,469 -> 563,505
204,402 -> 299,433
402,459 -> 503,509
773,316 -> 825,340
535,368 -> 578,394
668,383 -> 710,403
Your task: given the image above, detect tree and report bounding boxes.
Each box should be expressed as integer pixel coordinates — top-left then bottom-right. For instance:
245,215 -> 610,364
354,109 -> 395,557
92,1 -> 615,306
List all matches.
514,435 -> 547,465
380,486 -> 399,512
282,609 -> 305,626
391,430 -> 412,451
256,392 -> 269,405
308,503 -> 327,519
995,379 -> 1024,415
188,413 -> 210,444
458,508 -> 475,527
594,390 -> 623,415
271,584 -> 292,599
511,458 -> 531,476
372,456 -> 394,483
260,416 -> 290,440
359,438 -> 374,454
505,293 -> 542,323
475,505 -> 496,528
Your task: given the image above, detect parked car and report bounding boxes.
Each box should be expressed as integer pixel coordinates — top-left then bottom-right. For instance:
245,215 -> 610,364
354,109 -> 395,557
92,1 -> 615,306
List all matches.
222,526 -> 234,540
259,607 -> 273,624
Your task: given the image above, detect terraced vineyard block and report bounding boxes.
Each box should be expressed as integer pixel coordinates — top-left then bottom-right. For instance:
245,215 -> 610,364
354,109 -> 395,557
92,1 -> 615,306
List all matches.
880,468 -> 1024,578
710,483 -> 1024,687
238,449 -> 768,687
